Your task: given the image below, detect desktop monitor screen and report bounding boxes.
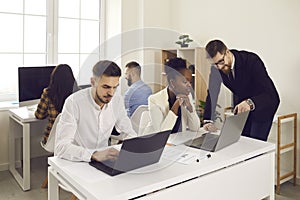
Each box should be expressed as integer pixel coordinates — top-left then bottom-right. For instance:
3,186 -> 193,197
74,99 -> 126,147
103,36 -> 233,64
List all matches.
18,66 -> 55,107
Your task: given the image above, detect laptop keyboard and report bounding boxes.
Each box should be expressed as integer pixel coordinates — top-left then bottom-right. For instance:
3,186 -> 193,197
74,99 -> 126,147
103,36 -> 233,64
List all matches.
200,134 -> 219,151
89,160 -> 115,172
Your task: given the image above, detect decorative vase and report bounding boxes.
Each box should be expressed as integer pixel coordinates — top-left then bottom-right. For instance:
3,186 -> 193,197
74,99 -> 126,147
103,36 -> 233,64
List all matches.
181,43 -> 188,48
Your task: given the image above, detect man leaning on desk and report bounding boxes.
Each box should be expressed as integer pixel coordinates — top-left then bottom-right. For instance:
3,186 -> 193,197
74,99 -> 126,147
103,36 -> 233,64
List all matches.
203,39 -> 280,141
54,60 -> 137,162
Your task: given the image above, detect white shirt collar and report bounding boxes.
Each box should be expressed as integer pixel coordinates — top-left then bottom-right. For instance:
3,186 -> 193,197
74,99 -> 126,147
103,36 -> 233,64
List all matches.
231,53 -> 236,77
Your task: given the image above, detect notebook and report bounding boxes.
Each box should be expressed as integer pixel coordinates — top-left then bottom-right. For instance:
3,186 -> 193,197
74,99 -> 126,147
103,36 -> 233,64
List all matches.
89,130 -> 171,176
185,111 -> 249,152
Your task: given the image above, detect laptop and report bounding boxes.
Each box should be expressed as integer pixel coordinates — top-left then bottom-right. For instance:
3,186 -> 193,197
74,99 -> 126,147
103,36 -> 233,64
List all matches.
89,130 -> 171,176
185,111 -> 249,152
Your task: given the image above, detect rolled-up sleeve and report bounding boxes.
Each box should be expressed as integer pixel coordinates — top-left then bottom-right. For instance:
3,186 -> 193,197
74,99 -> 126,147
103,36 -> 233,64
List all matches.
54,96 -> 93,162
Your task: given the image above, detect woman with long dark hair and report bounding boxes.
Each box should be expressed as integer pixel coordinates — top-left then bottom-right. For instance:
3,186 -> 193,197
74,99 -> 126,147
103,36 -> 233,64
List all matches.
35,64 -> 79,144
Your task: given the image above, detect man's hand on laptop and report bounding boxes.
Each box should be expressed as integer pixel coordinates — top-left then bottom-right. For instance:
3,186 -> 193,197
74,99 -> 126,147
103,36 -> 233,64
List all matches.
91,148 -> 119,162
203,122 -> 218,132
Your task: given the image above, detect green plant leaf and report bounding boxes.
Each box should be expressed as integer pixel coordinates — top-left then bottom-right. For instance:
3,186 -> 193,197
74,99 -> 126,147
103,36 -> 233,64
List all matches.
198,100 -> 206,108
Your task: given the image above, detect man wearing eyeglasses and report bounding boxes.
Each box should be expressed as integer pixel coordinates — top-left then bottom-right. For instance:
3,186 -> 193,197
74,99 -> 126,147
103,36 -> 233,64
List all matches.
203,39 -> 280,141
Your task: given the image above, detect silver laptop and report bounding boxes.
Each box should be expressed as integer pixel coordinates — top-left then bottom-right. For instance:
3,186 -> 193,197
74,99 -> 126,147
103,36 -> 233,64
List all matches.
89,130 -> 171,176
185,111 -> 249,152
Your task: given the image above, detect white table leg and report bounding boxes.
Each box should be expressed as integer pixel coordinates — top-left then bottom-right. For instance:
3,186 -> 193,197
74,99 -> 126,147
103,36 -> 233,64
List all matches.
23,123 -> 30,190
8,115 -> 31,191
48,167 -> 59,200
9,117 -> 16,174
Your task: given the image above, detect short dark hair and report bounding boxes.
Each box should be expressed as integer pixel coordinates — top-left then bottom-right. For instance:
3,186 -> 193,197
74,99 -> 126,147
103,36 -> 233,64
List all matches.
205,39 -> 227,58
93,60 -> 121,78
125,61 -> 141,76
164,57 -> 187,83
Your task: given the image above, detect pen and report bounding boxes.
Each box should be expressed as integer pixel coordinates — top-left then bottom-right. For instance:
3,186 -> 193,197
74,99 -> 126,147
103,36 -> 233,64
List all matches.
196,154 -> 211,162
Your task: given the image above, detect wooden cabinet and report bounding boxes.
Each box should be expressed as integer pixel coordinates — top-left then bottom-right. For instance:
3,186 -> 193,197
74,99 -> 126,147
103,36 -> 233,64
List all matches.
161,48 -> 211,103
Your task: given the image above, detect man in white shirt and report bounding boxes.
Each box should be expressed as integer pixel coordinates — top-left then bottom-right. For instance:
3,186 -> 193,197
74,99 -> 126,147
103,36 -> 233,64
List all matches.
55,60 -> 137,162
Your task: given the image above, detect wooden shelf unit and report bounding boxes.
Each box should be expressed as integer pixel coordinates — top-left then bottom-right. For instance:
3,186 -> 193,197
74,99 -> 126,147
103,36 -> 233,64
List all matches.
161,48 -> 210,102
275,113 -> 297,194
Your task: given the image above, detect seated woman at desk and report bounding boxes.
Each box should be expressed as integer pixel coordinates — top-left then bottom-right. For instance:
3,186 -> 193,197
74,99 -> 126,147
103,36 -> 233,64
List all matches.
35,64 -> 79,145
143,57 -> 200,135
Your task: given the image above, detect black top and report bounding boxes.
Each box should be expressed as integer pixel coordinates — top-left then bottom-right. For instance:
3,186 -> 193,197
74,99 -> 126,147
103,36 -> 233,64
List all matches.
204,49 -> 280,122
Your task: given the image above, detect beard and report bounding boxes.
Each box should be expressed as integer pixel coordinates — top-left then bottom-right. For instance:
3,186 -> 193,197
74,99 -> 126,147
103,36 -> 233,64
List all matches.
96,90 -> 112,104
127,78 -> 132,86
221,65 -> 232,75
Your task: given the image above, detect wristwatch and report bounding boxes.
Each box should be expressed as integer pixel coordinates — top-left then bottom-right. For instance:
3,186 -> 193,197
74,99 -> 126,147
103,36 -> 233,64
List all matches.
246,98 -> 255,111
203,120 -> 214,124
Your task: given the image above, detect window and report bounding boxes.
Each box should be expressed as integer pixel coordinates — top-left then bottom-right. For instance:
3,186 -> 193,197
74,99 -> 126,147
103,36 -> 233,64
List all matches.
0,0 -> 102,101
0,0 -> 47,101
57,0 -> 100,84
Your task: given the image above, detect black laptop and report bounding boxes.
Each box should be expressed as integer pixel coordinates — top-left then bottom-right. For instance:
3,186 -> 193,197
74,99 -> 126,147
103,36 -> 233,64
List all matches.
185,111 -> 249,152
89,130 -> 171,176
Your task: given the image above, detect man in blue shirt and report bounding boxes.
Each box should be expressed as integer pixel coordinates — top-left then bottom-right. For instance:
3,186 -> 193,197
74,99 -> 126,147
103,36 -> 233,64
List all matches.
124,61 -> 152,117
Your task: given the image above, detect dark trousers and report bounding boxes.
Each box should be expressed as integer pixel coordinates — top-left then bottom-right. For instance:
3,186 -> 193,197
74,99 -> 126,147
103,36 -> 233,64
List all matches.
242,116 -> 273,141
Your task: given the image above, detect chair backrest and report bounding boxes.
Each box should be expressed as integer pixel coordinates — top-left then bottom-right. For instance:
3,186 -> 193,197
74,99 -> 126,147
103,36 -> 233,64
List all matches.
130,105 -> 148,134
138,110 -> 151,135
41,113 -> 61,153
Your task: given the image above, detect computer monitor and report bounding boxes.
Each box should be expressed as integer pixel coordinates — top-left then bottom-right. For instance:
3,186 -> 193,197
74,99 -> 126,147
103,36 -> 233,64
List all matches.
18,66 -> 55,107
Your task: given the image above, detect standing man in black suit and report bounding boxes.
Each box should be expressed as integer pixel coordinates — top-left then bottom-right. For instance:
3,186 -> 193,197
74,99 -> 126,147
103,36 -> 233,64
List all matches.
203,39 -> 280,141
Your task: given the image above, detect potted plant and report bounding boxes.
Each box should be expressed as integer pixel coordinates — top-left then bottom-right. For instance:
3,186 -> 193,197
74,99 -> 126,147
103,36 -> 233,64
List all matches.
175,34 -> 193,48
196,100 -> 205,126
197,100 -> 222,126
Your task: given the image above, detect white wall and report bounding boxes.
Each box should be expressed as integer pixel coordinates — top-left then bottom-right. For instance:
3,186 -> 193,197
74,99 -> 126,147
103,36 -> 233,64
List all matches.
146,0 -> 300,180
118,0 -> 300,181
170,0 -> 300,116
1,0 -> 299,180
0,110 -> 9,171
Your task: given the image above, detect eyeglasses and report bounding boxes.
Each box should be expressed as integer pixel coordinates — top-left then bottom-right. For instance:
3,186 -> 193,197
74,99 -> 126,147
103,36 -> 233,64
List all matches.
214,51 -> 226,67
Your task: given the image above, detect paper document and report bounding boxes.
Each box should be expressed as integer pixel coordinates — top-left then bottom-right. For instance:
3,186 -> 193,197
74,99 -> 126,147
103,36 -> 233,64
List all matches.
167,130 -> 205,146
162,145 -> 209,165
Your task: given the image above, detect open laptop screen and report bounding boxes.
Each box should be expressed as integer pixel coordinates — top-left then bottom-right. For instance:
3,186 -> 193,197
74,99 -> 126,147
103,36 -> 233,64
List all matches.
90,130 -> 171,176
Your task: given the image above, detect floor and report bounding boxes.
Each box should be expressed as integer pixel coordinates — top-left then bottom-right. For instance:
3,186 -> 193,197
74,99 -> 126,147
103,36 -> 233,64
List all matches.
0,156 -> 300,200
0,156 -> 72,200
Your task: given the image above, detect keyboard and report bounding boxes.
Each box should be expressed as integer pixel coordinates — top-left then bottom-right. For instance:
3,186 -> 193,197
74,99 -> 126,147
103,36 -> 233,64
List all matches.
27,104 -> 37,111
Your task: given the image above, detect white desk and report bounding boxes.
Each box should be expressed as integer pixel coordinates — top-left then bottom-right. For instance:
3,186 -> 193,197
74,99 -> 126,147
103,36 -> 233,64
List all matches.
48,136 -> 275,200
9,107 -> 46,191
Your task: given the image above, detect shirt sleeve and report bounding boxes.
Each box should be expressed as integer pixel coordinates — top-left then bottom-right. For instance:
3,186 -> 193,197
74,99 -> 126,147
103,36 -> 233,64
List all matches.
184,94 -> 201,131
203,66 -> 222,121
35,88 -> 49,119
147,95 -> 177,134
54,96 -> 93,162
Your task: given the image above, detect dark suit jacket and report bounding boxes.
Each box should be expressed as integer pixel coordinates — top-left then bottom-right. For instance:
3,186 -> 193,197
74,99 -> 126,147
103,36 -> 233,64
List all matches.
204,50 -> 280,122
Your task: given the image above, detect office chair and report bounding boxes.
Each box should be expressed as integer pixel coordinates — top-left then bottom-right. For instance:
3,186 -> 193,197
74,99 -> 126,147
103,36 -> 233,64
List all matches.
130,105 -> 148,134
138,110 -> 151,135
41,113 -> 61,188
40,113 -> 77,200
110,105 -> 148,144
